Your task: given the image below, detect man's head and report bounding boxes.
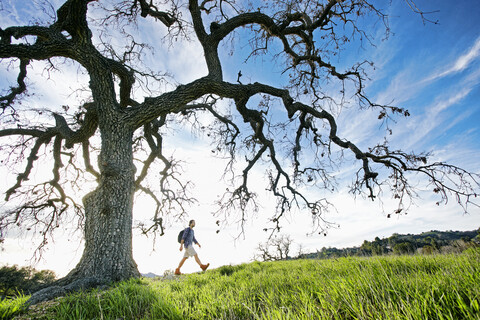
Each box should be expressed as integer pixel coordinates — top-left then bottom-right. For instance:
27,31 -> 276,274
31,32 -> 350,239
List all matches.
189,220 -> 196,228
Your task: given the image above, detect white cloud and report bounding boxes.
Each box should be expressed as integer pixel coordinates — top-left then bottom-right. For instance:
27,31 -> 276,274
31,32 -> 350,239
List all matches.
366,35 -> 480,152
425,36 -> 480,82
447,36 -> 480,73
433,87 -> 472,113
374,67 -> 420,107
370,35 -> 480,124
397,87 -> 473,150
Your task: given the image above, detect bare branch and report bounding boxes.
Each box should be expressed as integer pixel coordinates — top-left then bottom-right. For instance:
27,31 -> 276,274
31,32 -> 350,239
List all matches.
4,130 -> 55,201
82,141 -> 100,179
52,103 -> 98,148
0,58 -> 29,112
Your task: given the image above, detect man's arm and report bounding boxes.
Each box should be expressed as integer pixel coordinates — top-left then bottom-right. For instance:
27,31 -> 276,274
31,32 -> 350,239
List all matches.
193,235 -> 201,248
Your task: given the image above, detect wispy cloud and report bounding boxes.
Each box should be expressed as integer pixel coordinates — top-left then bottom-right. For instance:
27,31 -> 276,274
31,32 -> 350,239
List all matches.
373,36 -> 480,111
452,37 -> 480,71
367,34 -> 480,153
399,87 -> 473,150
431,87 -> 472,113
425,36 -> 480,82
374,68 -> 420,106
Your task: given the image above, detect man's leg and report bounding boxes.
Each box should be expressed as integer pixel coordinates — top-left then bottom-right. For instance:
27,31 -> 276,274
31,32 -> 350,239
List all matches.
175,257 -> 188,275
178,257 -> 188,268
194,254 -> 202,266
195,254 -> 210,271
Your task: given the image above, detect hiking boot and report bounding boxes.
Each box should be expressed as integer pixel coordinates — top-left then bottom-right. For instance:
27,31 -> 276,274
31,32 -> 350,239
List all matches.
174,268 -> 182,275
200,263 -> 210,271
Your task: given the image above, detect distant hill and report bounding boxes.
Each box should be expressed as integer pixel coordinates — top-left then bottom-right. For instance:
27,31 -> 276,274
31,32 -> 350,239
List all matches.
141,272 -> 160,278
297,228 -> 479,260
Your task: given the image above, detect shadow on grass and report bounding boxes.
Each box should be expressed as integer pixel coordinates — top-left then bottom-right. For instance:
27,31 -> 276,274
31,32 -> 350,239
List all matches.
2,279 -> 183,320
54,278 -> 183,320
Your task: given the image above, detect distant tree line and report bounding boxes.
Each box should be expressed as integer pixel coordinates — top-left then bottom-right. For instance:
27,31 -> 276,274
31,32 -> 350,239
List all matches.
297,229 -> 479,260
0,265 -> 56,298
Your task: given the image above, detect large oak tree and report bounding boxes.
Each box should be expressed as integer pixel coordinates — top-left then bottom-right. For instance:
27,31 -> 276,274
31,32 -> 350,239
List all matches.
0,0 -> 478,303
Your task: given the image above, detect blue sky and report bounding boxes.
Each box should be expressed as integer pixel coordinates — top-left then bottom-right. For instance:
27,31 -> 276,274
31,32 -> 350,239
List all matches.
0,0 -> 479,276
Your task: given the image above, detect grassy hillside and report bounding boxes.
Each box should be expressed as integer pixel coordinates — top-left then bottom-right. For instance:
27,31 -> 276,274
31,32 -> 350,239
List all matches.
2,249 -> 480,319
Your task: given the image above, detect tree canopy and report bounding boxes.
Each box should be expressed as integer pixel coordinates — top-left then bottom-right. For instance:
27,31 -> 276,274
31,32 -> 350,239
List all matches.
0,0 -> 479,304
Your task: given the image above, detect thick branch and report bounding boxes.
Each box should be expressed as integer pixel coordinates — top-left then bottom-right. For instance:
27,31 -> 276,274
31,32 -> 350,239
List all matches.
54,0 -> 96,43
53,103 -> 98,148
188,0 -> 222,79
82,141 -> 100,179
136,0 -> 176,27
0,59 -> 29,111
0,23 -> 73,59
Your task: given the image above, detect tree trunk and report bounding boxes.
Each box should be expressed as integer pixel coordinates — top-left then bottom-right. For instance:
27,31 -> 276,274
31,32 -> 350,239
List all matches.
68,125 -> 140,281
28,121 -> 140,305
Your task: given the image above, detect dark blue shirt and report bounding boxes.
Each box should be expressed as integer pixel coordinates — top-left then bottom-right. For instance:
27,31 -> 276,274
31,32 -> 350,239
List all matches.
182,227 -> 198,248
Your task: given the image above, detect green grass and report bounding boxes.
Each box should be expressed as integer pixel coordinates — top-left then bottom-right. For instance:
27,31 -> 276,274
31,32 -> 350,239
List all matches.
0,294 -> 28,320
3,249 -> 480,319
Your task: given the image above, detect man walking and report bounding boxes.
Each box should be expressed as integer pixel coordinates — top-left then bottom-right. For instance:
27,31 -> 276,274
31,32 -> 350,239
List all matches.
175,220 -> 210,275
